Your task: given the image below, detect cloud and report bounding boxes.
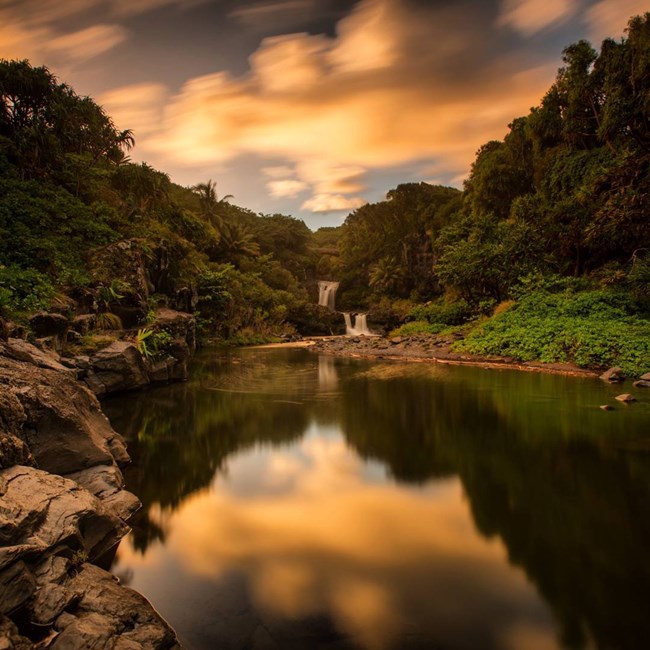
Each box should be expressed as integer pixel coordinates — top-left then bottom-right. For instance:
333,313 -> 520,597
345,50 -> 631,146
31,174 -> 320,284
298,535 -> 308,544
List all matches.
262,165 -> 296,178
230,0 -> 327,32
586,0 -> 649,44
99,83 -> 169,136
301,194 -> 367,213
267,179 -> 309,198
43,24 -> 127,61
498,0 -> 578,34
109,0 -> 208,18
0,0 -> 103,25
93,0 -> 579,212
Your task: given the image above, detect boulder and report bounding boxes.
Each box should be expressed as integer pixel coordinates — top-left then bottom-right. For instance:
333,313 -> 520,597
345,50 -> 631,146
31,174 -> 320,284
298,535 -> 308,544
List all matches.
599,404 -> 614,411
600,367 -> 626,382
0,341 -> 129,475
66,465 -> 140,521
640,372 -> 650,381
28,312 -> 69,339
153,308 -> 196,352
51,564 -> 181,650
85,341 -> 150,396
89,239 -> 153,327
71,314 -> 96,336
0,466 -> 128,566
633,380 -> 650,388
0,614 -> 32,649
615,393 -> 636,403
3,338 -> 71,375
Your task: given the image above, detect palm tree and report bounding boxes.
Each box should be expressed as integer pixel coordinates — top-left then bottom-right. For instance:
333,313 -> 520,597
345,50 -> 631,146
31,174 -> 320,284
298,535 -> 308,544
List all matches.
218,222 -> 260,260
191,180 -> 233,231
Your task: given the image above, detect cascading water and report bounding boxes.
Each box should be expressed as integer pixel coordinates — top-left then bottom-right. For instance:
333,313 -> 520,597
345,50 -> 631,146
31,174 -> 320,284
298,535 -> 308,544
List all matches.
318,281 -> 339,311
343,312 -> 374,336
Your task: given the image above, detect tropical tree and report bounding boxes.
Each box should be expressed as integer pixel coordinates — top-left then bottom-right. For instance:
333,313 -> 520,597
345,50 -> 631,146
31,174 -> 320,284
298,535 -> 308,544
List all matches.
191,179 -> 233,231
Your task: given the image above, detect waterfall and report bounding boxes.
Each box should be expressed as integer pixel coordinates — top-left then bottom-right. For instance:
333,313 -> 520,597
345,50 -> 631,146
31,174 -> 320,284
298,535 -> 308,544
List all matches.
343,312 -> 373,336
318,281 -> 339,311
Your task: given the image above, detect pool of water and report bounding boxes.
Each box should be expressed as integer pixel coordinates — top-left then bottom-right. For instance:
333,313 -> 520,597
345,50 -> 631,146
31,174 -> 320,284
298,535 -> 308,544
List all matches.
104,348 -> 650,650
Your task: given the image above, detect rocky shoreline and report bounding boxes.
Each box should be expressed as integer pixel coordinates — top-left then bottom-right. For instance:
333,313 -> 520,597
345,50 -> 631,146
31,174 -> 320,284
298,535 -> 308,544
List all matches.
0,310 -> 194,649
305,334 -> 601,377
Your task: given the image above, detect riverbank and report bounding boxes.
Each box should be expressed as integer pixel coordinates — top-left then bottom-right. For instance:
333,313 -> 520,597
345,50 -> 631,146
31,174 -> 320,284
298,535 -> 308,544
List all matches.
277,335 -> 602,378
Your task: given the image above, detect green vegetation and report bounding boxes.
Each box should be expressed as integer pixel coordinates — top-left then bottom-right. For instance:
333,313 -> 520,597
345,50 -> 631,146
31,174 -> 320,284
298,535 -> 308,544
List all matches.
458,286 -> 650,375
0,59 -> 320,344
1,12 -> 649,372
330,13 -> 650,375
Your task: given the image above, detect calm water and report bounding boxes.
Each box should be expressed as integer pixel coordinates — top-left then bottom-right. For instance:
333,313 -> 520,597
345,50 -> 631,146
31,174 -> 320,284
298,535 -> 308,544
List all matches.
104,348 -> 650,650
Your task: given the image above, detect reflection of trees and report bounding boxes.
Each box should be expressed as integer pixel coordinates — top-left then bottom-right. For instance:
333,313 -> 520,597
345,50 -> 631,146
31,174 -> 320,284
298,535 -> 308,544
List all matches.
106,350 -> 650,648
104,350 -> 313,552
338,364 -> 650,650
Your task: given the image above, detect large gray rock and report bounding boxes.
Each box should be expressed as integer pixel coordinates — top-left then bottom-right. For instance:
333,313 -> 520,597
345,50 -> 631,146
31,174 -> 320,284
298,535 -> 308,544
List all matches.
51,564 -> 181,650
85,341 -> 150,396
0,466 -> 128,567
0,341 -> 127,475
0,467 -> 179,649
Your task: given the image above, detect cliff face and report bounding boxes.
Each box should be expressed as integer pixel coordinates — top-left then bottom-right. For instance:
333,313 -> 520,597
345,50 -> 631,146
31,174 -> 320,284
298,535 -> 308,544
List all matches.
0,339 -> 182,649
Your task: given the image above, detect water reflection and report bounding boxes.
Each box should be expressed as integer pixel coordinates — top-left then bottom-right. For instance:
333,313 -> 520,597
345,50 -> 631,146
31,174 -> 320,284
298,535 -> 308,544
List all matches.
105,349 -> 650,650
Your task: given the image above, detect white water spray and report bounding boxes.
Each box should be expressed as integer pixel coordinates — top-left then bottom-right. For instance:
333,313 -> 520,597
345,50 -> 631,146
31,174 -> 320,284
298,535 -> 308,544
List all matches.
343,312 -> 373,336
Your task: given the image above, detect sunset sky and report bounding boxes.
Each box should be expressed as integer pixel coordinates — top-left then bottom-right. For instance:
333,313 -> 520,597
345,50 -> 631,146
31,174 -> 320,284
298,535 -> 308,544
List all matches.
1,0 -> 646,228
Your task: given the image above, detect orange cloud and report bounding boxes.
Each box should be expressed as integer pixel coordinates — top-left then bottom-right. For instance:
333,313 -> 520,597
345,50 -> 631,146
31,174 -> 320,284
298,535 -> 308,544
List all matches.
498,0 -> 578,34
267,179 -> 309,198
100,0 -> 560,211
99,83 -> 168,137
43,24 -> 127,61
586,0 -> 649,43
301,194 -> 367,213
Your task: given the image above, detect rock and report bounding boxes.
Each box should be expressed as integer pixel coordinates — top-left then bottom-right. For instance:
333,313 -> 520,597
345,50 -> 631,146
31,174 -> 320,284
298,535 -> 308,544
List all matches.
0,466 -> 128,563
172,286 -> 197,313
155,308 -> 196,349
28,312 -> 69,339
31,583 -> 80,625
4,338 -> 71,375
615,393 -> 636,403
52,564 -> 181,650
599,404 -> 614,411
0,317 -> 7,342
600,367 -> 626,382
89,239 -> 153,328
0,561 -> 36,615
0,615 -> 32,649
85,341 -> 149,396
71,314 -> 96,336
633,380 -> 650,388
1,340 -> 131,475
639,372 -> 650,381
390,337 -> 404,345
66,465 -> 140,521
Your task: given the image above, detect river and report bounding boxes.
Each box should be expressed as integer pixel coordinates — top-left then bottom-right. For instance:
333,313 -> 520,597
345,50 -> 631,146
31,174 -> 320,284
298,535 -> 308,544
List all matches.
104,348 -> 650,650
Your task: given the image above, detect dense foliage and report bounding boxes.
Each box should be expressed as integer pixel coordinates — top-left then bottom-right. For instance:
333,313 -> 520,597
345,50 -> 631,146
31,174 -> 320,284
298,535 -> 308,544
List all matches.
1,13 -> 649,372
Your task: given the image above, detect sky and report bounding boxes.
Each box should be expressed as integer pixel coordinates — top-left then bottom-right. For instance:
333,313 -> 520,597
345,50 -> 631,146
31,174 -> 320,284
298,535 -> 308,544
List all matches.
1,0 -> 647,229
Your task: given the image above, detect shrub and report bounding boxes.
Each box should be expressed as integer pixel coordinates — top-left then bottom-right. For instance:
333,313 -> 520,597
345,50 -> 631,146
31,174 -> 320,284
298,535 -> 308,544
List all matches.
457,288 -> 650,376
0,265 -> 55,312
